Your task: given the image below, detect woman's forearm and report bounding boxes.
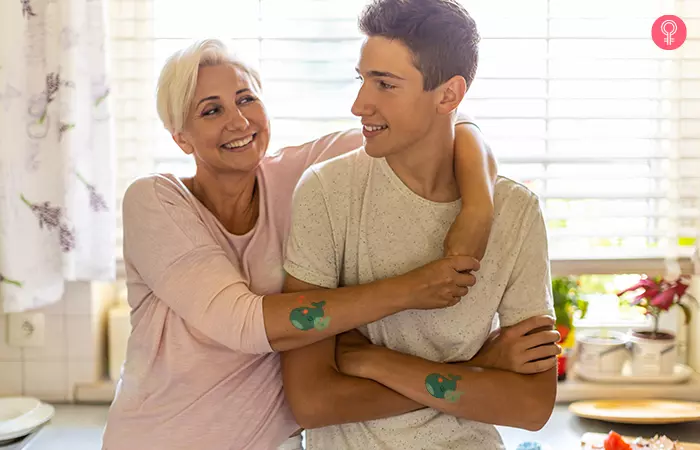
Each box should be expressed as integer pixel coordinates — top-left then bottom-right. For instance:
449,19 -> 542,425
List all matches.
263,279 -> 407,352
444,122 -> 497,260
454,122 -> 497,211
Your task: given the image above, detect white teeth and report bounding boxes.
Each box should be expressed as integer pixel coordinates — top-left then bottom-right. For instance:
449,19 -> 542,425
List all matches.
364,125 -> 388,132
222,135 -> 254,149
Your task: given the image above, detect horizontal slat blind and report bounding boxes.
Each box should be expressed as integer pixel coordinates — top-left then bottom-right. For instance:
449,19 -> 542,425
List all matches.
110,0 -> 700,267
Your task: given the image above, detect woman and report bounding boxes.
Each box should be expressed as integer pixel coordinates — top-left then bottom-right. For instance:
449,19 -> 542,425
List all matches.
102,39 -> 497,450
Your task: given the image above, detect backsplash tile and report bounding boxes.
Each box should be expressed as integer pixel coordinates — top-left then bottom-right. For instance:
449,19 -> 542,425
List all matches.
0,361 -> 23,396
0,317 -> 23,362
24,360 -> 69,402
22,314 -> 67,361
66,316 -> 97,360
0,281 -> 109,402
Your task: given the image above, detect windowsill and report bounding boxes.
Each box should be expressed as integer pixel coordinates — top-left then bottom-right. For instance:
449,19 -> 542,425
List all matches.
557,370 -> 700,403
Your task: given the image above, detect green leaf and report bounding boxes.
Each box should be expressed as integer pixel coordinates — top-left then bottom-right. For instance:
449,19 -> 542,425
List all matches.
577,299 -> 589,320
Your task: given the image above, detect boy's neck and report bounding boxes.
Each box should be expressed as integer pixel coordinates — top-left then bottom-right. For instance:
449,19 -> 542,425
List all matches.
384,121 -> 460,203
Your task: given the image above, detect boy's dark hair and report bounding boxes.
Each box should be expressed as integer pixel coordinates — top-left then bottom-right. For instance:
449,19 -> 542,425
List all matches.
358,0 -> 480,91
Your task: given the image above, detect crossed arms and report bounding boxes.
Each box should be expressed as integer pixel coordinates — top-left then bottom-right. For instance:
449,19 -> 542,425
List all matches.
281,276 -> 558,431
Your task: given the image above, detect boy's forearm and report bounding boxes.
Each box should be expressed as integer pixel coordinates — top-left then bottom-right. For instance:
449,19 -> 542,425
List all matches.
360,346 -> 556,431
291,369 -> 425,429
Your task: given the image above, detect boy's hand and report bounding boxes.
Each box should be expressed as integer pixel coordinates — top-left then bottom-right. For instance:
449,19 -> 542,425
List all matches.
471,315 -> 561,374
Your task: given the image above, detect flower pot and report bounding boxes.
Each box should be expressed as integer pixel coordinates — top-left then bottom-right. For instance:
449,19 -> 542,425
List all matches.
576,331 -> 629,375
627,330 -> 676,376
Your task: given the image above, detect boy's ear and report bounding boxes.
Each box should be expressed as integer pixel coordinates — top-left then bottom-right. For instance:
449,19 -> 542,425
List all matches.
436,75 -> 467,115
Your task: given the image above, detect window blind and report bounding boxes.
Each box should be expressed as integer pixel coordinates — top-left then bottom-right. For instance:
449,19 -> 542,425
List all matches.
109,0 -> 700,273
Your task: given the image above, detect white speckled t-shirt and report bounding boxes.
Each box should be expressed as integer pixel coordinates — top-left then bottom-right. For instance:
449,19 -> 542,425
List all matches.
284,149 -> 554,450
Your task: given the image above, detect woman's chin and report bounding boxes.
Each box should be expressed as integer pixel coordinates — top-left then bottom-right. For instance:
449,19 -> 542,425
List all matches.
217,146 -> 265,172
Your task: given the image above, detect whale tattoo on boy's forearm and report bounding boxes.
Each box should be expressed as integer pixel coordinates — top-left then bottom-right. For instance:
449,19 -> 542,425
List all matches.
425,373 -> 464,402
289,297 -> 331,331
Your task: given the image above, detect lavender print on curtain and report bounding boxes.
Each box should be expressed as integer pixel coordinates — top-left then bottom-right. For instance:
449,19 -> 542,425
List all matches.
0,0 -> 115,313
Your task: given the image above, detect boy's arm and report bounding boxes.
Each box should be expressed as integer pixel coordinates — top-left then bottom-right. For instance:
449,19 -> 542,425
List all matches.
280,275 -> 426,429
343,345 -> 556,431
446,118 -> 498,259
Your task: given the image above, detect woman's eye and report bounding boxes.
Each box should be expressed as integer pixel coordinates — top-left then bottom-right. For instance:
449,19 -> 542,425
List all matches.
202,107 -> 220,116
238,96 -> 256,105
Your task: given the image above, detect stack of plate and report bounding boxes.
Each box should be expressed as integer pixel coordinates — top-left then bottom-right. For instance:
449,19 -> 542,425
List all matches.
0,397 -> 55,444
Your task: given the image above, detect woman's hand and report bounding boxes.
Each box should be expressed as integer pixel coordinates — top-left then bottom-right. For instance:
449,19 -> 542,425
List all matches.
391,255 -> 481,310
471,315 -> 561,374
335,329 -> 375,378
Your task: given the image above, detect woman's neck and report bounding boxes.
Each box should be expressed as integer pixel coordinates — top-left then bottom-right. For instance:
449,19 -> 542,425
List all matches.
187,168 -> 259,235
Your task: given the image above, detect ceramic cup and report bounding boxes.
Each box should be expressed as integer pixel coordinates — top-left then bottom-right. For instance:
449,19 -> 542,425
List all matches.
627,330 -> 676,376
576,332 -> 629,375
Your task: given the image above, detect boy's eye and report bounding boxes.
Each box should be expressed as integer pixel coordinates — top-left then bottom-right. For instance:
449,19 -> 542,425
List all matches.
378,80 -> 395,90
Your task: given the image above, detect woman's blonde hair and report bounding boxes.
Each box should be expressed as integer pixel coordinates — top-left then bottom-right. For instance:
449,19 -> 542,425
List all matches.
156,39 -> 262,134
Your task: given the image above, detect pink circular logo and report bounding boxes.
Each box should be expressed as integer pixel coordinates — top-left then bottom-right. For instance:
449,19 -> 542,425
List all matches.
652,15 -> 687,50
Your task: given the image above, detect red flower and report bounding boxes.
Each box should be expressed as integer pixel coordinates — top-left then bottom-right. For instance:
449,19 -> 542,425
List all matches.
650,289 -> 676,310
617,278 -> 662,305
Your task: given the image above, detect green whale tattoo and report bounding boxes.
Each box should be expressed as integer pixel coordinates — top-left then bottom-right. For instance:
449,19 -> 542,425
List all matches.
289,301 -> 331,331
425,373 -> 464,402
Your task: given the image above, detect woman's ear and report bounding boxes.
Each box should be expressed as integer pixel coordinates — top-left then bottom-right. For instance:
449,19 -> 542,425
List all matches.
436,75 -> 467,115
173,132 -> 194,155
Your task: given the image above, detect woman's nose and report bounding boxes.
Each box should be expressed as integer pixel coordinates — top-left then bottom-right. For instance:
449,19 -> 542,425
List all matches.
226,107 -> 249,130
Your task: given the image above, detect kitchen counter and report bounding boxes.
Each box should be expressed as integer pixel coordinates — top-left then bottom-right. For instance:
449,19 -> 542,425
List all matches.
1,404 -> 698,449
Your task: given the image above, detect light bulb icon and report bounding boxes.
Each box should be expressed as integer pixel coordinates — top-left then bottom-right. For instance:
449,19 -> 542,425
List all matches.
661,19 -> 678,46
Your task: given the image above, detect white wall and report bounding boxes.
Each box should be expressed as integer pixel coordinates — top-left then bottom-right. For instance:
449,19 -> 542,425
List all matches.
0,282 -> 112,402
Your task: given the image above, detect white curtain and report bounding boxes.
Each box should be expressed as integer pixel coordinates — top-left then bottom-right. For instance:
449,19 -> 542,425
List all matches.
0,0 -> 115,313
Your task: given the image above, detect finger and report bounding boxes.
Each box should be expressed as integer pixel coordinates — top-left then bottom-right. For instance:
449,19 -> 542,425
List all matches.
521,330 -> 561,350
449,255 -> 481,273
455,272 -> 477,288
524,343 -> 562,362
510,315 -> 555,338
452,286 -> 470,298
520,356 -> 558,374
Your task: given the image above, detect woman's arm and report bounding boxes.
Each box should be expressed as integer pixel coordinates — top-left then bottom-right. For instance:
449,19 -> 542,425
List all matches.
446,119 -> 498,260
122,176 -> 478,355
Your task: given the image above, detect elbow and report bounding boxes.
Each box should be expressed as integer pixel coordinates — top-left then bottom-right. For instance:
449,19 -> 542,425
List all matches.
521,408 -> 552,432
288,395 -> 333,430
521,379 -> 557,431
285,375 -> 341,429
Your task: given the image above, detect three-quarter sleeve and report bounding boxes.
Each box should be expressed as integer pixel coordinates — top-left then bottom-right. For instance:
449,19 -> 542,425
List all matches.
122,176 -> 273,354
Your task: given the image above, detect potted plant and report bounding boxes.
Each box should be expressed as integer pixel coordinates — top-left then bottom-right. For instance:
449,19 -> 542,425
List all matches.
552,276 -> 588,346
617,275 -> 695,376
554,277 -> 631,378
552,277 -> 588,380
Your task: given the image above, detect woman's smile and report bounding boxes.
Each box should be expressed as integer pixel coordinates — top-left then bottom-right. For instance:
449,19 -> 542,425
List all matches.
220,133 -> 257,152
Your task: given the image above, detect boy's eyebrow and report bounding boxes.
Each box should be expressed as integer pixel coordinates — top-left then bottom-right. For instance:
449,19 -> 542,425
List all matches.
355,67 -> 406,80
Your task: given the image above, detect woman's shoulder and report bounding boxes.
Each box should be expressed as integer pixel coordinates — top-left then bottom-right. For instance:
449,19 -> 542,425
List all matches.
123,173 -> 194,216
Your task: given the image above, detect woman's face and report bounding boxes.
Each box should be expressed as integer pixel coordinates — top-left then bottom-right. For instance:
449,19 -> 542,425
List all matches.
175,64 -> 270,175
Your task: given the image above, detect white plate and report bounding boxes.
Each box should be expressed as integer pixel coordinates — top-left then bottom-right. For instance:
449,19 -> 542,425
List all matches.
573,363 -> 694,384
0,397 -> 55,443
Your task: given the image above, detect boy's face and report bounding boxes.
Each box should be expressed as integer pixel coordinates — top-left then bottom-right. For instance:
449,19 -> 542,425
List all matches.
352,36 -> 441,158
